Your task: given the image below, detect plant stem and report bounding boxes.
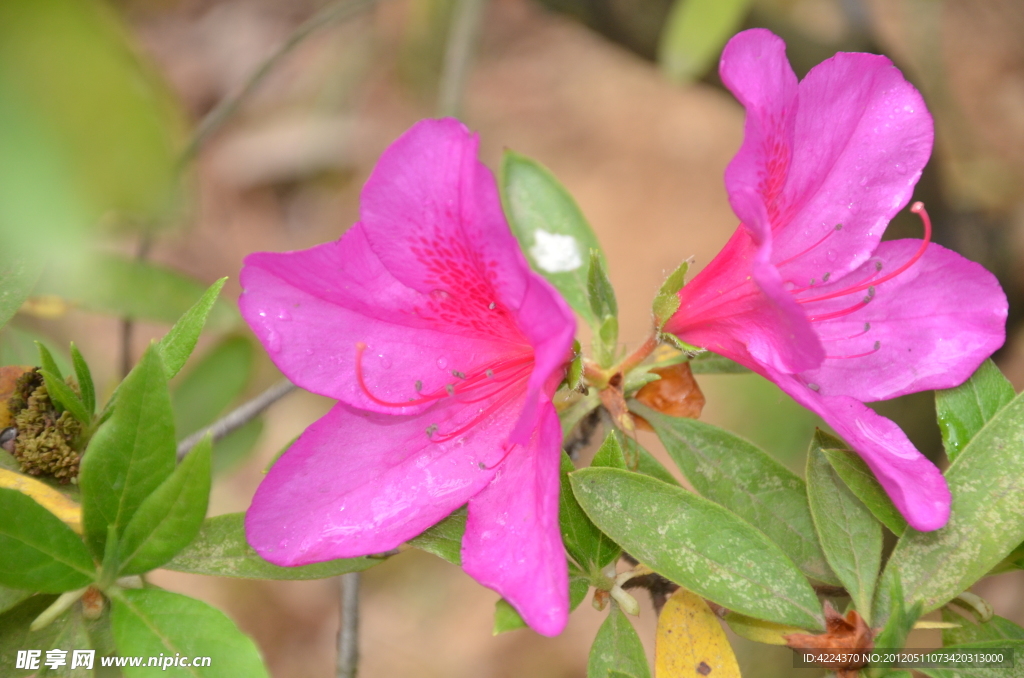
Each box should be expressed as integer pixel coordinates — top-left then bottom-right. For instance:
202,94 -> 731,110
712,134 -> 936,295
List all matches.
436,0 -> 487,118
337,572 -> 361,678
179,0 -> 377,165
176,379 -> 297,460
119,233 -> 153,378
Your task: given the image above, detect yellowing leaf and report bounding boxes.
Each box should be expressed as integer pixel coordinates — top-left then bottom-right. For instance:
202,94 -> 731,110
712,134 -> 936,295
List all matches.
656,588 -> 740,678
724,611 -> 806,646
0,467 -> 82,533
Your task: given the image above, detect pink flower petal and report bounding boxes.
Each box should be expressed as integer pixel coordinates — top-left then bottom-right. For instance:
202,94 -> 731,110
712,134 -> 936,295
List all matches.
240,224 -> 523,412
721,29 -> 934,286
245,398 -> 527,565
767,368 -> 951,532
801,241 -> 1007,401
462,405 -> 568,636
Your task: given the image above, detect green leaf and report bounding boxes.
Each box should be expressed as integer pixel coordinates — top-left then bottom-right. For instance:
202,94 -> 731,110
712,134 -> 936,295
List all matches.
637,404 -> 837,586
560,451 -> 620,574
587,605 -> 651,678
686,351 -> 749,375
0,487 -> 94,592
36,258 -> 235,331
593,431 -> 628,470
159,277 -> 230,380
565,339 -> 584,391
117,436 -> 211,575
0,586 -> 33,616
872,572 -> 921,665
915,641 -> 1024,678
69,343 -> 95,415
596,317 -> 620,369
0,595 -> 61,675
212,418 -> 263,477
112,588 -> 269,678
163,513 -> 381,579
0,253 -> 40,331
806,431 -> 882,623
79,344 -> 176,558
658,0 -> 752,82
559,394 -> 601,446
493,575 -> 589,634
408,507 -> 466,565
942,609 -> 1024,646
570,468 -> 823,630
587,250 -> 618,321
823,448 -> 907,536
936,359 -> 1015,462
635,446 -> 680,486
36,341 -> 62,379
171,335 -> 252,437
501,151 -> 604,327
39,369 -> 90,425
875,391 -> 1024,622
652,260 -> 688,329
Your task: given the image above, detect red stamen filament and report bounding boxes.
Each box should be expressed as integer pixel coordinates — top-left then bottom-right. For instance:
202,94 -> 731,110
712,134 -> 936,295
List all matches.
826,341 -> 881,360
777,223 -> 842,268
796,202 -> 932,305
481,441 -> 518,470
355,343 -> 533,408
807,288 -> 875,322
431,377 -> 530,443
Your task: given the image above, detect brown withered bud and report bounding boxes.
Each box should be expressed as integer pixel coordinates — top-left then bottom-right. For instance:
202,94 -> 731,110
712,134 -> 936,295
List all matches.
81,587 -> 105,620
633,362 -> 705,431
784,602 -> 874,678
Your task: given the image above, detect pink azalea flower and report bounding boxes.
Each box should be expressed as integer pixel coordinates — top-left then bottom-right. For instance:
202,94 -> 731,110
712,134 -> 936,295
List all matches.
240,119 -> 576,635
665,29 -> 1007,532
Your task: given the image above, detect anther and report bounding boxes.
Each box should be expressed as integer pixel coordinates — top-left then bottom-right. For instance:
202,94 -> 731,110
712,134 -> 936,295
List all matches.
863,286 -> 875,303
822,272 -> 831,283
415,380 -> 423,392
426,424 -> 437,438
864,322 -> 871,332
835,223 -> 843,231
445,384 -> 455,396
807,383 -> 820,391
873,340 -> 881,351
485,369 -> 494,378
453,370 -> 466,379
875,261 -> 883,271
488,302 -> 496,310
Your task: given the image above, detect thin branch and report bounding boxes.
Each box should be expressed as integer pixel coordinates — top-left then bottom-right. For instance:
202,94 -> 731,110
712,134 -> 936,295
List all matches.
337,572 -> 361,678
176,379 -> 297,460
436,0 -> 487,118
119,233 -> 154,378
179,0 -> 377,165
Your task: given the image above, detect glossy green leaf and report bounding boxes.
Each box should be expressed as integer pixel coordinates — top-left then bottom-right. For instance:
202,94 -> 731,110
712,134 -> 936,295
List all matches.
163,513 -> 381,579
39,369 -> 90,425
0,487 -> 94,592
637,404 -> 837,585
823,448 -> 907,536
652,261 -> 687,329
592,431 -> 627,470
942,609 -> 1024,646
658,0 -> 752,82
875,391 -> 1024,622
159,277 -> 230,380
936,359 -> 1015,462
408,507 -> 466,565
69,343 -> 95,415
493,575 -> 589,634
560,450 -> 620,574
117,437 -> 211,575
171,335 -> 252,437
36,341 -> 62,379
501,151 -> 604,327
212,418 -> 263,477
571,468 -> 822,630
0,253 -> 40,331
806,431 -> 881,623
79,344 -> 176,558
112,588 -> 268,678
587,605 -> 651,678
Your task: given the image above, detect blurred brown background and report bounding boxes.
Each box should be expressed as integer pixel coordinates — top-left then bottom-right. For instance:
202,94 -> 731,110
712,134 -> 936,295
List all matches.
26,0 -> 1024,675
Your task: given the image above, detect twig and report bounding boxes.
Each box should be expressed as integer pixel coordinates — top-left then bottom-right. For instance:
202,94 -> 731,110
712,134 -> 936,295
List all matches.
337,572 -> 361,678
436,0 -> 487,118
178,0 -> 377,165
176,379 -> 297,460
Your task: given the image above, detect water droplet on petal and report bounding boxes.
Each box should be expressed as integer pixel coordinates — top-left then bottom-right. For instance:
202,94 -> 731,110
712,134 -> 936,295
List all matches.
894,163 -> 908,175
277,309 -> 292,321
437,357 -> 448,369
826,249 -> 838,263
379,354 -> 392,369
266,330 -> 282,353
859,177 -> 868,186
